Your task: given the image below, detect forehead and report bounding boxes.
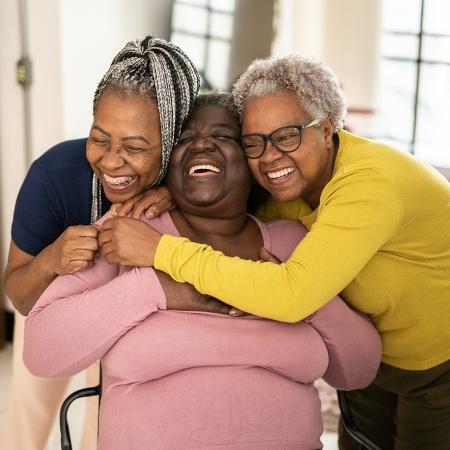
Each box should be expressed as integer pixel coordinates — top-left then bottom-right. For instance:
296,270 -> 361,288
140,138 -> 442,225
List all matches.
93,92 -> 160,133
95,91 -> 158,117
242,90 -> 308,133
186,105 -> 239,130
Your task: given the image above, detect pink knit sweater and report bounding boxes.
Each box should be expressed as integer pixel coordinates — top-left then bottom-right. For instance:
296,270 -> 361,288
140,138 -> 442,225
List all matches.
24,213 -> 381,449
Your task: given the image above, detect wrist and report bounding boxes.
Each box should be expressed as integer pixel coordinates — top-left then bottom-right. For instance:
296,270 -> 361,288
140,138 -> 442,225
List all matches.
40,244 -> 59,279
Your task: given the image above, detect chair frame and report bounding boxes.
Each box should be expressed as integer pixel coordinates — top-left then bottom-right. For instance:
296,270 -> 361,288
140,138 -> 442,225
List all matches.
60,387 -> 382,450
60,384 -> 101,450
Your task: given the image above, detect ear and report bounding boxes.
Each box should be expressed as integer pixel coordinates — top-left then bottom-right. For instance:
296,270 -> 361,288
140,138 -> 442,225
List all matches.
322,117 -> 334,148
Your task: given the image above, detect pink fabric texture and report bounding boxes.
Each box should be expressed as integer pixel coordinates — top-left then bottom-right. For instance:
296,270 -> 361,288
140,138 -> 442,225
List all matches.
24,213 -> 381,449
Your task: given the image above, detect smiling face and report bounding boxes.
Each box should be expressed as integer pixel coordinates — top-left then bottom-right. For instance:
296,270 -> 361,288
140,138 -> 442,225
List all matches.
166,104 -> 250,217
86,90 -> 162,203
242,89 -> 336,208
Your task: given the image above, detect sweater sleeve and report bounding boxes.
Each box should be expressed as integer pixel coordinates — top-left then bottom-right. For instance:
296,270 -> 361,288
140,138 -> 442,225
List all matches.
155,171 -> 402,322
305,298 -> 382,389
24,256 -> 166,378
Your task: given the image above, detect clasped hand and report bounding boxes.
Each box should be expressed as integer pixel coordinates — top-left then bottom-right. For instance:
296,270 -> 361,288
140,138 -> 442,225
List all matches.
98,216 -> 161,266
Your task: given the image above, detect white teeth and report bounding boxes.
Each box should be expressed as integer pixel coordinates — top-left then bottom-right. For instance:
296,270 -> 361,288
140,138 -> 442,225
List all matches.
188,164 -> 221,175
267,168 -> 295,179
103,174 -> 136,186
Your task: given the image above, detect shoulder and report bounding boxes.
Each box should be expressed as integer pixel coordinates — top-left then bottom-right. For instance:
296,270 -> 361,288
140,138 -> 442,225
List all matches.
336,131 -> 429,185
33,138 -> 88,172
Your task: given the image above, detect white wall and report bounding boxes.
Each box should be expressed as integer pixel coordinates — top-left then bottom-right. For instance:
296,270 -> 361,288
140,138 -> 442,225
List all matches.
59,0 -> 171,139
0,0 -> 172,310
0,0 -> 28,311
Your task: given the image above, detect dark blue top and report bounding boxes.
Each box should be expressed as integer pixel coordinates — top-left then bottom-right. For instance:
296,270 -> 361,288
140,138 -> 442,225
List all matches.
11,138 -> 111,256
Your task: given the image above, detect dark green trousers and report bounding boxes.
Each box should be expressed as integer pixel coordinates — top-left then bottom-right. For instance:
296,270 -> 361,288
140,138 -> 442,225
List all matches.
338,359 -> 450,450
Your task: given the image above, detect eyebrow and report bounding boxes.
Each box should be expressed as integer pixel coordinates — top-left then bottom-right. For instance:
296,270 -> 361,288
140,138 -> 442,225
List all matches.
122,136 -> 150,145
91,125 -> 150,145
92,125 -> 111,137
210,123 -> 238,130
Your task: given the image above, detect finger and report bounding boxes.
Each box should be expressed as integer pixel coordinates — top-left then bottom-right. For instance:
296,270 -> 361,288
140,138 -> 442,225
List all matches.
100,217 -> 117,231
67,225 -> 99,238
71,236 -> 100,252
145,196 -> 175,219
259,247 -> 281,263
69,249 -> 97,262
201,298 -> 231,315
131,200 -> 151,220
98,230 -> 113,248
67,260 -> 94,274
116,195 -> 143,217
103,252 -> 119,265
229,308 -> 246,317
108,203 -> 122,217
99,241 -> 114,257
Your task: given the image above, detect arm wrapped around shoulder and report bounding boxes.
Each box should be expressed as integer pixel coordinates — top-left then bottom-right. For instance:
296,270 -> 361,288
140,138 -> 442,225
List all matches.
305,297 -> 382,390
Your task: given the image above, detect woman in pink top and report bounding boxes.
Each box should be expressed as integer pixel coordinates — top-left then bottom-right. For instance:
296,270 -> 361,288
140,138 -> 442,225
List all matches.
24,94 -> 381,450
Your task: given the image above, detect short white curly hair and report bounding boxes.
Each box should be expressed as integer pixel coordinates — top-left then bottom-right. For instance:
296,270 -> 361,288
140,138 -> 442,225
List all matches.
232,55 -> 347,132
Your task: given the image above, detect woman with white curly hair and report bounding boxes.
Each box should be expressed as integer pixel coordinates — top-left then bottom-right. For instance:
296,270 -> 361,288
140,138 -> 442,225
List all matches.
140,55 -> 450,450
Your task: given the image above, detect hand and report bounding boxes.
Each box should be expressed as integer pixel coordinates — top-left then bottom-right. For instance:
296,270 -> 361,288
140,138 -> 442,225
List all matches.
259,247 -> 282,263
156,271 -> 231,314
49,225 -> 99,275
98,217 -> 162,266
109,185 -> 175,220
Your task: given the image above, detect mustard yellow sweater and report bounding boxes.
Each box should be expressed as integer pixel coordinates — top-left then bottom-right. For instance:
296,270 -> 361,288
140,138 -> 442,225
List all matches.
155,131 -> 450,370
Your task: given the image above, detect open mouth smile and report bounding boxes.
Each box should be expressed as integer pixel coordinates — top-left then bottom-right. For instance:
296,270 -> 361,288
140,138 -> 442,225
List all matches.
103,174 -> 138,190
266,167 -> 295,182
188,164 -> 222,177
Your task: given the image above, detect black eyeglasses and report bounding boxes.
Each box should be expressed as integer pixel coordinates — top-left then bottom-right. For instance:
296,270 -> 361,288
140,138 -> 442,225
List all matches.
240,119 -> 321,159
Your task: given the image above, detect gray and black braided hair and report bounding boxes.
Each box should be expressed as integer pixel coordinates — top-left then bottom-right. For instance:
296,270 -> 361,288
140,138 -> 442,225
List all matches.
93,36 -> 200,186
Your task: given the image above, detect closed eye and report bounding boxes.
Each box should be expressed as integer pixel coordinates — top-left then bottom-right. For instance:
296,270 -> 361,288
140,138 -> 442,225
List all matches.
124,145 -> 146,153
90,136 -> 108,145
211,134 -> 237,141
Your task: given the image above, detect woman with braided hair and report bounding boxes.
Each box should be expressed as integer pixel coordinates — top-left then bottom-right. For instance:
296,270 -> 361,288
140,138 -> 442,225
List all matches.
2,36 -> 226,450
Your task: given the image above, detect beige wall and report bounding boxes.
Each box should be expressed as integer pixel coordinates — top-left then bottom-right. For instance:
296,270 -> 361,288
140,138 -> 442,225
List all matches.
272,0 -> 383,110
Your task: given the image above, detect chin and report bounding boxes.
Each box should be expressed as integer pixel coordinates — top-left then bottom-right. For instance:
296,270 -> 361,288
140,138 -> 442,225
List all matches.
267,188 -> 299,203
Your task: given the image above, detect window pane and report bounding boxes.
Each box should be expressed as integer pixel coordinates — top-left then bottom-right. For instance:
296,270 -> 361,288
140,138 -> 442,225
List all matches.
172,4 -> 208,34
423,0 -> 450,34
382,0 -> 422,33
210,0 -> 236,13
376,60 -> 416,143
415,64 -> 450,167
179,0 -> 208,6
422,36 -> 450,63
210,12 -> 234,39
381,33 -> 418,59
171,32 -> 206,71
205,39 -> 231,90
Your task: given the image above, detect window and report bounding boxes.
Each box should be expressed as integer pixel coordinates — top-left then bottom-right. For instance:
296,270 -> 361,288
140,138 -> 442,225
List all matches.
170,0 -> 236,90
377,0 -> 450,168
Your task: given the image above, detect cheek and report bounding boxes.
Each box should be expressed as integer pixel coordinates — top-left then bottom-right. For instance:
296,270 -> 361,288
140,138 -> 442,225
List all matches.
86,145 -> 101,167
137,153 -> 162,182
247,160 -> 262,180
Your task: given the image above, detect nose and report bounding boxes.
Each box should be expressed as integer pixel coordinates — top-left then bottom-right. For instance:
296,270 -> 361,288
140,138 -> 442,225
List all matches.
99,147 -> 125,171
260,140 -> 283,164
187,135 -> 215,153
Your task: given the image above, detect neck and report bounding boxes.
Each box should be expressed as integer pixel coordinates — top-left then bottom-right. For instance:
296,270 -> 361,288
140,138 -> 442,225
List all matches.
172,209 -> 250,244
